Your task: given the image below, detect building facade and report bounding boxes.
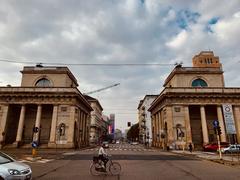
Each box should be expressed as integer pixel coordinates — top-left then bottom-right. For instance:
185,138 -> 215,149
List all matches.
138,95 -> 157,145
84,95 -> 107,145
108,114 -> 115,139
0,66 -> 92,149
149,51 -> 240,150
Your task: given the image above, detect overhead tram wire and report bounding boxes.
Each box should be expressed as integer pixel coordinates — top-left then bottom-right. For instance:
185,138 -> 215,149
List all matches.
0,58 -> 176,66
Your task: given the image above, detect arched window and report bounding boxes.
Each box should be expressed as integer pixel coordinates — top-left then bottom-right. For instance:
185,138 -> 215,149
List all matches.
191,78 -> 208,87
35,78 -> 51,87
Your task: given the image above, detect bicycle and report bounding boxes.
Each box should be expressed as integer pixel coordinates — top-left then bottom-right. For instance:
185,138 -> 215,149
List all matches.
90,155 -> 121,176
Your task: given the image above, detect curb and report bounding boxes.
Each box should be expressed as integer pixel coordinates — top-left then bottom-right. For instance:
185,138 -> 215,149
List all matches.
170,151 -> 240,167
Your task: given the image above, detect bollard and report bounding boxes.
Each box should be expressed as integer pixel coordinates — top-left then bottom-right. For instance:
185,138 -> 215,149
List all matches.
32,148 -> 37,158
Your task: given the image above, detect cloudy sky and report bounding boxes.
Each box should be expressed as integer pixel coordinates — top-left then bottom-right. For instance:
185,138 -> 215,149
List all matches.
0,0 -> 240,132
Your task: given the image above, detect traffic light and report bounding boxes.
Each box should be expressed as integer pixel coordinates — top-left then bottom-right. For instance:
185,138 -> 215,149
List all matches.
217,126 -> 222,135
214,127 -> 217,134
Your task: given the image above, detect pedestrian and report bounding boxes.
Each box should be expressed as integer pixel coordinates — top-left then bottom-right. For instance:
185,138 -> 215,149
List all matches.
189,143 -> 193,153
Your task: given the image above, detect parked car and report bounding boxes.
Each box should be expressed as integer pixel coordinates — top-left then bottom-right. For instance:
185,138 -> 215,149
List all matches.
221,144 -> 240,154
203,142 -> 229,152
102,141 -> 109,148
131,142 -> 139,145
0,151 -> 32,180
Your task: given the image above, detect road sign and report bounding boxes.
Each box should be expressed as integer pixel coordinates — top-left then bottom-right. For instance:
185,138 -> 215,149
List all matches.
31,141 -> 38,148
213,120 -> 219,127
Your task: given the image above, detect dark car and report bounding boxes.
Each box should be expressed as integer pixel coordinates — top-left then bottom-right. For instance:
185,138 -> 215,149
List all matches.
203,142 -> 229,152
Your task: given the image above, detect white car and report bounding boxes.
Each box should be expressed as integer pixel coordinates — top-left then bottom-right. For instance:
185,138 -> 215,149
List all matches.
131,142 -> 139,145
221,144 -> 240,154
0,151 -> 32,180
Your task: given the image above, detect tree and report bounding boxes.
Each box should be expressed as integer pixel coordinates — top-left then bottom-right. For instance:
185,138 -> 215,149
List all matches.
127,123 -> 139,141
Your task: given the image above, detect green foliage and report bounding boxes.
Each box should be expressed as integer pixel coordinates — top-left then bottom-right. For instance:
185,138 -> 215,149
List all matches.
127,123 -> 139,140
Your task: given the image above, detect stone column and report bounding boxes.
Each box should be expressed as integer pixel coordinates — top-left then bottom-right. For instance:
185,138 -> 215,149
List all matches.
82,113 -> 85,145
33,105 -> 42,142
84,113 -> 87,145
184,106 -> 192,143
166,106 -> 174,144
155,114 -> 158,146
67,106 -> 75,147
14,105 -> 26,146
200,106 -> 209,144
48,105 -> 58,147
153,114 -> 156,146
233,106 -> 240,143
217,105 -> 227,142
151,115 -> 155,146
79,111 -> 83,145
86,114 -> 90,146
158,112 -> 161,147
0,105 -> 9,148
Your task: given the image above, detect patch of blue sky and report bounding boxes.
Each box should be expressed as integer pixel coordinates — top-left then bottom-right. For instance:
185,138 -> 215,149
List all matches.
205,17 -> 220,33
208,17 -> 220,25
176,10 -> 200,29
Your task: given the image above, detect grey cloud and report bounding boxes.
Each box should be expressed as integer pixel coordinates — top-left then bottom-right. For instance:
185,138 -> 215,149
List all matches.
0,0 -> 239,130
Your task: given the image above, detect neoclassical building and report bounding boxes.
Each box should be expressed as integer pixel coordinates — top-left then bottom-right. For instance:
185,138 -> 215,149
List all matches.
149,51 -> 240,150
0,66 -> 92,149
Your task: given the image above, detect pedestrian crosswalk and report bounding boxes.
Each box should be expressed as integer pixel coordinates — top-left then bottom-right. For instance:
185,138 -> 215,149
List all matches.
18,158 -> 54,164
83,144 -> 156,152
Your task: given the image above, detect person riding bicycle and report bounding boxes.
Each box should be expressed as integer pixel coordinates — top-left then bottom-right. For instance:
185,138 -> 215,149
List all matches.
98,143 -> 109,170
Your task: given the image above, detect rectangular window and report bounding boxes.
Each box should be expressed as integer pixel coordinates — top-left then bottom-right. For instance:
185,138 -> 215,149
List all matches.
174,107 -> 181,112
61,107 -> 68,112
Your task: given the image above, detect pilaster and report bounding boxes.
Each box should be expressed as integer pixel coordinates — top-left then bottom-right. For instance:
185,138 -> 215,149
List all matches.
0,105 -> 9,149
217,105 -> 227,142
48,105 -> 58,147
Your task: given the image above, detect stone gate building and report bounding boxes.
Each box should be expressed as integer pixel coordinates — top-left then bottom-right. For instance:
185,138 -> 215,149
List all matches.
149,51 -> 240,149
0,66 -> 92,149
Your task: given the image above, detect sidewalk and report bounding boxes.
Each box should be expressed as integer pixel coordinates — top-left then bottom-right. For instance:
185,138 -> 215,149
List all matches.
1,145 -> 96,161
171,150 -> 240,166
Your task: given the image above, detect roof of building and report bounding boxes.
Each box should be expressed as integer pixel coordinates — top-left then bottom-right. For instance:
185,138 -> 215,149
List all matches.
163,66 -> 223,87
21,66 -> 79,86
83,94 -> 103,111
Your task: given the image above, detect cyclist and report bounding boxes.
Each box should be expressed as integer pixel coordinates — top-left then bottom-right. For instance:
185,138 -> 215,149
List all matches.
98,143 -> 109,170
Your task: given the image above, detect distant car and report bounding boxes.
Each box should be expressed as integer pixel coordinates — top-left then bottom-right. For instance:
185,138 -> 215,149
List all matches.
102,141 -> 109,148
116,140 -> 120,144
0,151 -> 32,180
203,142 -> 229,152
221,144 -> 240,154
131,142 -> 139,145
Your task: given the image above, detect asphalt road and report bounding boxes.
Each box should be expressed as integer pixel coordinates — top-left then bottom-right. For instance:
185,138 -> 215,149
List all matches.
26,144 -> 240,180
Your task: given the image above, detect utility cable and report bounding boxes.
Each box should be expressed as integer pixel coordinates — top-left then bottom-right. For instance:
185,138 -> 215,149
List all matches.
0,58 -> 176,66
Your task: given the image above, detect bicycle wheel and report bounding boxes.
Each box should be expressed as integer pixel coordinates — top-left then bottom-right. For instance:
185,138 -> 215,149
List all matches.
90,163 -> 102,176
109,162 -> 121,175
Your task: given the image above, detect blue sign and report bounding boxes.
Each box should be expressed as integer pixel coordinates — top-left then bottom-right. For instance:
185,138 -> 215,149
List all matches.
31,141 -> 38,148
213,120 -> 219,127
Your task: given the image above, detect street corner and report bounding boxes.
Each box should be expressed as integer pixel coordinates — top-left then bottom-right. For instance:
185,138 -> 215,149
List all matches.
18,155 -> 55,164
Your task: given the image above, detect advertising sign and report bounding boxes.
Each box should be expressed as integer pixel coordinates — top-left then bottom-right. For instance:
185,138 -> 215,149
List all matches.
222,104 -> 236,134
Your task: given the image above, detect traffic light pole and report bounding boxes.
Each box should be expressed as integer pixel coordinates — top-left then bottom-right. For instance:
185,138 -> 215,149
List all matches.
217,133 -> 222,159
